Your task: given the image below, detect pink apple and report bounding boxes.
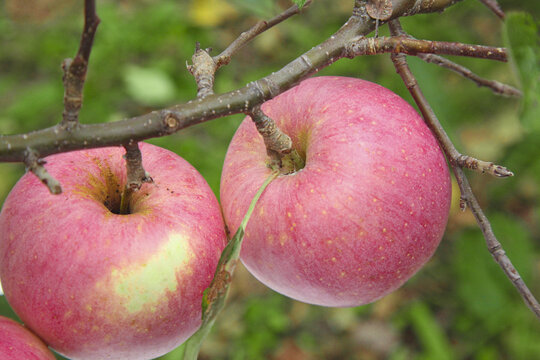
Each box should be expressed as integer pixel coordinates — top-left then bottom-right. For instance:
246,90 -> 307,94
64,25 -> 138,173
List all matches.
0,143 -> 226,359
0,316 -> 56,360
220,76 -> 451,307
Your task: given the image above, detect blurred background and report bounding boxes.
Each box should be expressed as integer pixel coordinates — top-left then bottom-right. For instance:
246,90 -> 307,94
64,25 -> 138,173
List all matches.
0,0 -> 539,359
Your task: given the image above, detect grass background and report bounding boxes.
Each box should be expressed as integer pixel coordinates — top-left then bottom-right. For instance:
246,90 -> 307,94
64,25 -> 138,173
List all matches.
0,0 -> 539,359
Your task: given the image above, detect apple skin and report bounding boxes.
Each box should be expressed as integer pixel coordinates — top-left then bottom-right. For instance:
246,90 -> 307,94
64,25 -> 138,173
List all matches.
0,316 -> 56,360
220,76 -> 451,307
0,143 -> 226,359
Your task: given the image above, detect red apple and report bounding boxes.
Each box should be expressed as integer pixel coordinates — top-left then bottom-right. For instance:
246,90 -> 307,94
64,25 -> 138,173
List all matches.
0,316 -> 56,360
220,76 -> 451,307
0,143 -> 226,359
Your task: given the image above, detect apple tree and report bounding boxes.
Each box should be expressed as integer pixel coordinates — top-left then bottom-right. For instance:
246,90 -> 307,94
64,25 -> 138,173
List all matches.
0,0 -> 539,359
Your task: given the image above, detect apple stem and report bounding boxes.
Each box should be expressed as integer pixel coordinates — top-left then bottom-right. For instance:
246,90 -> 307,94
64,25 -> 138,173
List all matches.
118,142 -> 153,215
279,149 -> 305,174
248,106 -> 306,174
248,106 -> 292,155
123,142 -> 153,191
119,187 -> 133,215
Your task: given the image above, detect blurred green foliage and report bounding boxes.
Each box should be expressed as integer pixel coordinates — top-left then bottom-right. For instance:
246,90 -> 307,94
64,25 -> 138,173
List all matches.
503,12 -> 539,132
0,0 -> 539,359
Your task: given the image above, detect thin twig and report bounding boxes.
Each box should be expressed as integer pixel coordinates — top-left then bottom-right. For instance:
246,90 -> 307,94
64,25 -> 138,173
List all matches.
384,22 -> 519,96
347,36 -> 507,62
187,0 -> 312,98
389,19 -> 540,320
24,149 -> 62,194
418,53 -> 522,97
453,166 -> 540,318
61,0 -> 100,129
478,0 -> 505,19
456,155 -> 514,177
215,0 -> 312,67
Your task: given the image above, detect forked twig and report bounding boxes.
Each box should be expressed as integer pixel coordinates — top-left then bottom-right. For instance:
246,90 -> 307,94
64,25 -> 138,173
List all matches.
215,0 -> 313,67
389,19 -> 540,320
187,0 -> 312,97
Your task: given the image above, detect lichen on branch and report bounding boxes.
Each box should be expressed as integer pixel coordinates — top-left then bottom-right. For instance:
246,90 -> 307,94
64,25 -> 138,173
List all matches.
187,43 -> 216,98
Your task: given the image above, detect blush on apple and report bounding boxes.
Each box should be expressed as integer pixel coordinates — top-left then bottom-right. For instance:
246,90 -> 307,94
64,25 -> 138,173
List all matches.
220,76 -> 451,307
0,143 -> 226,359
0,316 -> 56,360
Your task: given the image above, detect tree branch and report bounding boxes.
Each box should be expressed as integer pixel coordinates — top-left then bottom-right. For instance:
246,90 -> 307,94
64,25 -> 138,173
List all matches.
455,155 -> 514,177
389,19 -> 540,320
453,167 -> 540,318
346,36 -> 507,61
418,53 -> 522,97
386,21 -> 512,178
0,0 -> 469,163
61,0 -> 100,129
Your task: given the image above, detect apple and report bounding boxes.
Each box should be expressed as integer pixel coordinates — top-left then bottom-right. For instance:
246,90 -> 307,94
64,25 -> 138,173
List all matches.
0,315 -> 56,360
220,76 -> 451,307
0,143 -> 226,359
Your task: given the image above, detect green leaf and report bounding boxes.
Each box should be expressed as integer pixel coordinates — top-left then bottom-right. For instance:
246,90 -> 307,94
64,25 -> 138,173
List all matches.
123,65 -> 177,106
179,170 -> 279,360
292,0 -> 308,9
407,302 -> 454,360
503,12 -> 540,132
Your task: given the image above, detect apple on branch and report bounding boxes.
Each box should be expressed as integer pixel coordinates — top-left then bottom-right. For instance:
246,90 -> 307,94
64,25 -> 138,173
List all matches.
220,76 -> 451,307
0,143 -> 227,360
